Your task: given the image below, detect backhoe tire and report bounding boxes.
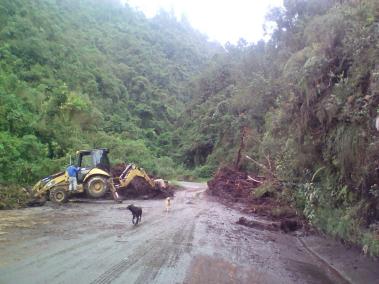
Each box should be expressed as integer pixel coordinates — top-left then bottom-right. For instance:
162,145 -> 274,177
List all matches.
50,187 -> 69,203
85,176 -> 109,198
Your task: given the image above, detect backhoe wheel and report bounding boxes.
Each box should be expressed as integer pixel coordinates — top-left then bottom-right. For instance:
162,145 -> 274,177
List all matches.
86,176 -> 109,198
50,187 -> 69,204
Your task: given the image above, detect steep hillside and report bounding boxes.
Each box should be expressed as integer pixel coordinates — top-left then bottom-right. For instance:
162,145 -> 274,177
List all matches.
178,0 -> 379,254
0,0 -> 219,183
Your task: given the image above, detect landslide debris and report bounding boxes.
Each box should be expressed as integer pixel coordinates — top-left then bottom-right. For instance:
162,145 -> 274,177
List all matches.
237,217 -> 301,233
208,166 -> 302,232
207,166 -> 263,201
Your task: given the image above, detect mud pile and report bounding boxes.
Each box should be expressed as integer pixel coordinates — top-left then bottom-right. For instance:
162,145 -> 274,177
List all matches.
237,216 -> 301,233
111,163 -> 174,200
110,163 -> 127,177
208,166 -> 301,230
117,177 -> 174,200
207,166 -> 262,201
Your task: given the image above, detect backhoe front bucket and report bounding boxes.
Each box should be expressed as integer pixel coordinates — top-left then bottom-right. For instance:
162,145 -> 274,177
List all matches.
24,188 -> 46,207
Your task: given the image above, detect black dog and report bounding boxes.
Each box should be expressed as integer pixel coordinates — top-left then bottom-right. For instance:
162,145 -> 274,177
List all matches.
127,204 -> 142,225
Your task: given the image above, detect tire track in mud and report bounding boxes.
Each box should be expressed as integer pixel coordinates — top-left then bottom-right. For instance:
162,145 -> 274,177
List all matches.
0,234 -> 111,283
90,258 -> 131,284
1,231 -> 114,269
48,214 -> 180,283
89,207 -> 200,284
40,217 -> 168,283
132,220 -> 196,284
1,185 -> 207,284
0,207 -> 173,284
137,207 -> 205,281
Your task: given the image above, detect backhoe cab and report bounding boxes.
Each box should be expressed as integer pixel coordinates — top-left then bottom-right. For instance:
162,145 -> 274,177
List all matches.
75,148 -> 112,198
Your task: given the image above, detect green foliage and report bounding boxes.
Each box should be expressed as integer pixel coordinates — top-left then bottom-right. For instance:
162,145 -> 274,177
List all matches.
252,185 -> 275,199
0,0 -> 219,186
0,185 -> 29,209
0,131 -> 59,184
193,164 -> 216,179
362,232 -> 379,257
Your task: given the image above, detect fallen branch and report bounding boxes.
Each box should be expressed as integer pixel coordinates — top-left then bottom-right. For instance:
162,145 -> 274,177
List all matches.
264,153 -> 272,172
247,175 -> 263,184
245,155 -> 273,174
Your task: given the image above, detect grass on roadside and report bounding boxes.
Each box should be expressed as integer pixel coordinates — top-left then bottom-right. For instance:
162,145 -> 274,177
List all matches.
0,184 -> 29,210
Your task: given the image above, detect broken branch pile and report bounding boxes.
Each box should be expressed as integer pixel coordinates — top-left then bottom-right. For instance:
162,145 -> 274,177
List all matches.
207,166 -> 301,230
207,166 -> 264,201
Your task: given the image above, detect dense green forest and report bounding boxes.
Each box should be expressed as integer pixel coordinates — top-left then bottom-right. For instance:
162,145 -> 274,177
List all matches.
0,0 -> 220,183
1,0 -> 379,254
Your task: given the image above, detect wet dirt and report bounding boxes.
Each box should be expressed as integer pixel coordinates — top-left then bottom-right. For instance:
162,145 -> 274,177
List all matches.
110,163 -> 174,199
0,182 -> 378,284
207,166 -> 262,201
207,166 -> 298,224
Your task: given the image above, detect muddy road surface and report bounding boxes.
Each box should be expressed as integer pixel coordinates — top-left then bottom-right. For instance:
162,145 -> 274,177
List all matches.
0,182 -> 378,284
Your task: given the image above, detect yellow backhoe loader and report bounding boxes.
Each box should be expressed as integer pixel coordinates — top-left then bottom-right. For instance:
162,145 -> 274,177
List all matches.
29,148 -> 167,204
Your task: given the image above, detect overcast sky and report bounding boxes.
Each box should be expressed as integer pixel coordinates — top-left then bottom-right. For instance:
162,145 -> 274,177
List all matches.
124,0 -> 283,44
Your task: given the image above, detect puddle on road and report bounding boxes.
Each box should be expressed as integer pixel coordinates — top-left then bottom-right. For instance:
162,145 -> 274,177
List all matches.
184,255 -> 282,284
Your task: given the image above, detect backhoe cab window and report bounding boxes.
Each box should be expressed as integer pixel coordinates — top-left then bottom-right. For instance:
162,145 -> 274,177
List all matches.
81,155 -> 93,168
93,150 -> 110,172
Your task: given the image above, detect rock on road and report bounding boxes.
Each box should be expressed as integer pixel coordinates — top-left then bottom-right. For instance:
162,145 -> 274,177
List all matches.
0,182 -> 378,284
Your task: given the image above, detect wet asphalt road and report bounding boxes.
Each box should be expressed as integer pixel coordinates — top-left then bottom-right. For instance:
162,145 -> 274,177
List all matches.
0,182 -> 378,284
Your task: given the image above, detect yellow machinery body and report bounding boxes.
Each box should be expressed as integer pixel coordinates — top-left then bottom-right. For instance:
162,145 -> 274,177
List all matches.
29,148 -> 160,204
114,164 -> 155,189
31,168 -> 110,199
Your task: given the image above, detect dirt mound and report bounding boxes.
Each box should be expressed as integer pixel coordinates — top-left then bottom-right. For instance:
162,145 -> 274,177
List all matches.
207,166 -> 302,228
236,216 -> 302,233
237,217 -> 280,231
111,164 -> 174,200
207,166 -> 263,201
117,177 -> 174,200
110,163 -> 127,177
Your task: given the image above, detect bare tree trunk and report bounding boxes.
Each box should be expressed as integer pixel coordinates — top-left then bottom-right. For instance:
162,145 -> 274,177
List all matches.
235,126 -> 247,170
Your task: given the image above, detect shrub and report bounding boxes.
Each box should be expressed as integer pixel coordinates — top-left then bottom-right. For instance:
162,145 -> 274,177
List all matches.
193,164 -> 216,179
0,185 -> 29,209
